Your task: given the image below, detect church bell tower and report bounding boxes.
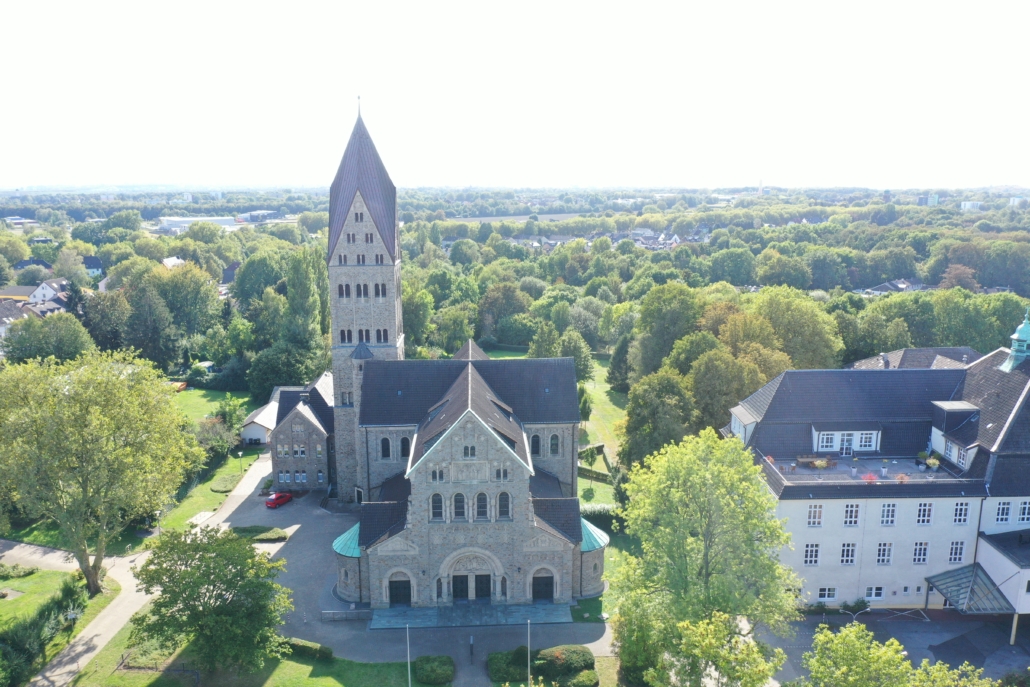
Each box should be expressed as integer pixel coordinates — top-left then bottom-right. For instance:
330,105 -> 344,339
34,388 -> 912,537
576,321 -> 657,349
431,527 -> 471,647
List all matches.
327,115 -> 404,502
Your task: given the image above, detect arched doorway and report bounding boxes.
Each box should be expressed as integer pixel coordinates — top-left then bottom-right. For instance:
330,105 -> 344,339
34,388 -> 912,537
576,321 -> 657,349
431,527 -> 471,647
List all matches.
439,548 -> 504,605
531,567 -> 556,603
388,571 -> 412,607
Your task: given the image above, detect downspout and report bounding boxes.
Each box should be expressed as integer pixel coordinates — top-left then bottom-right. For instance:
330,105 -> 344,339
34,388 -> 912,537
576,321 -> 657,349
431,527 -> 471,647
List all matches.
365,428 -> 371,499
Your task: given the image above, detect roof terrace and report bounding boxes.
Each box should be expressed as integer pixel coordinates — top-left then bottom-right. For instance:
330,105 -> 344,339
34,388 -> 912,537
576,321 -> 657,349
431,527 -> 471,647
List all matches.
761,455 -> 970,486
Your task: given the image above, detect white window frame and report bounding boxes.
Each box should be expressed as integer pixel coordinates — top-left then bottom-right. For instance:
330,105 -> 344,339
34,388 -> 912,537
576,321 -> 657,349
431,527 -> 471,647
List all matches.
839,432 -> 854,455
944,440 -> 955,461
916,502 -> 933,525
865,586 -> 884,600
819,432 -> 835,450
997,502 -> 1012,524
804,544 -> 820,566
840,543 -> 856,565
954,502 -> 969,525
807,504 -> 823,527
881,503 -> 896,526
844,504 -> 860,527
949,541 -> 965,564
1020,501 -> 1030,523
876,542 -> 893,565
858,432 -> 875,450
818,587 -> 837,600
913,542 -> 928,564
956,447 -> 967,468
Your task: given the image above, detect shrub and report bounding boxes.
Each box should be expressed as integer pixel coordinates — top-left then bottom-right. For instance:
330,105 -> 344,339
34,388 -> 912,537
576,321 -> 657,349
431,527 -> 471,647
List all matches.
210,473 -> 242,493
564,669 -> 599,687
580,502 -> 618,532
413,655 -> 455,685
488,650 -> 530,683
262,478 -> 274,490
231,526 -> 289,542
287,638 -> 332,661
0,563 -> 38,580
536,645 -> 594,678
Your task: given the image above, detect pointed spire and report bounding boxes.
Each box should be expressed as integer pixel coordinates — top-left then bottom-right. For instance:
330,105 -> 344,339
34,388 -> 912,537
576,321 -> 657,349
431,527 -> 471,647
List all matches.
1000,309 -> 1030,372
328,115 -> 398,262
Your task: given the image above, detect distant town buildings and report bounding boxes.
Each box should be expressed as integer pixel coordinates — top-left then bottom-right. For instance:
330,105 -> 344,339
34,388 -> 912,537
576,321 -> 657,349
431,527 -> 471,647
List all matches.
961,201 -> 982,212
158,217 -> 237,235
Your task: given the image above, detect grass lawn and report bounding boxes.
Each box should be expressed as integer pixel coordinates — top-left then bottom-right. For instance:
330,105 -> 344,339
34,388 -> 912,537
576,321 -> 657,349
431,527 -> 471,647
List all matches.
0,570 -> 76,622
485,349 -> 527,360
174,389 -> 256,423
73,616 -> 440,687
570,533 -> 638,625
160,446 -> 265,532
579,358 -> 626,465
578,480 -> 615,504
6,521 -> 147,557
492,656 -> 622,687
45,577 -> 122,665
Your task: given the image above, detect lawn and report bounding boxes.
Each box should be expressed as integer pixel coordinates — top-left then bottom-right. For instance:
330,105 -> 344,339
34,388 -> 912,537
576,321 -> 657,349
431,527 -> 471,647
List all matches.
45,577 -> 122,665
160,445 -> 265,532
6,520 -> 147,557
484,349 -> 527,360
492,656 -> 622,687
174,389 -> 256,423
579,358 -> 626,466
73,616 -> 440,687
578,479 -> 615,504
0,570 -> 76,622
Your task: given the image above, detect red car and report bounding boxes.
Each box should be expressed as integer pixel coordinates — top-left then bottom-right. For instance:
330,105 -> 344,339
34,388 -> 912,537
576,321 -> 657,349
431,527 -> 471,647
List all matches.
265,492 -> 293,509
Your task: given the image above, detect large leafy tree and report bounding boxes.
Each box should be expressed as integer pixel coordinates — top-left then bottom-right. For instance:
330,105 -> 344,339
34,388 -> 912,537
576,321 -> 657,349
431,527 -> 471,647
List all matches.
613,430 -> 799,682
635,282 -> 705,375
231,251 -> 285,306
478,282 -> 531,336
687,348 -> 764,430
559,328 -> 594,381
0,312 -> 95,363
747,286 -> 841,369
402,282 -> 434,346
0,351 -> 203,594
131,527 -> 292,673
125,283 -> 181,369
83,290 -> 132,350
617,370 -> 694,468
280,251 -> 321,349
606,334 -> 632,393
148,262 -> 219,337
527,320 -> 560,359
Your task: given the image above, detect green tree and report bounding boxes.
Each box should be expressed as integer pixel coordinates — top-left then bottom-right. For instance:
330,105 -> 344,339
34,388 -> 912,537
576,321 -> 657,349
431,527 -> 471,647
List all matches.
449,239 -> 480,266
183,221 -> 224,244
803,623 -> 913,687
0,234 -> 30,265
280,252 -> 321,349
0,254 -> 11,288
617,370 -> 694,468
606,334 -> 632,393
717,312 -> 781,356
550,301 -> 572,333
737,342 -> 792,381
636,282 -> 705,375
131,527 -> 292,673
664,331 -> 723,376
578,383 -> 593,421
297,211 -> 329,233
659,611 -> 785,687
748,287 -> 841,369
305,245 -> 330,337
216,393 -> 248,434
250,287 -> 288,350
149,262 -> 219,336
52,248 -> 90,285
496,313 -> 538,346
710,248 -> 756,285
613,431 -> 798,681
0,351 -> 203,594
125,284 -> 181,369
104,209 -> 143,233
247,341 -> 322,404
559,328 -> 594,381
430,303 -> 477,354
528,321 -> 560,359
757,253 -> 812,289
227,315 -> 255,356
0,312 -> 96,363
402,283 -> 434,346
64,280 -> 87,318
478,282 -> 531,336
687,349 -> 764,430
805,248 -> 849,291
16,264 -> 48,286
232,251 -> 285,307
82,290 -> 132,350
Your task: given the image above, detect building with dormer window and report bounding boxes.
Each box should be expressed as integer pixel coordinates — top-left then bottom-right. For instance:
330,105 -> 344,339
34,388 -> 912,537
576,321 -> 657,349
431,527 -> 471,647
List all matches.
724,310 -> 1030,643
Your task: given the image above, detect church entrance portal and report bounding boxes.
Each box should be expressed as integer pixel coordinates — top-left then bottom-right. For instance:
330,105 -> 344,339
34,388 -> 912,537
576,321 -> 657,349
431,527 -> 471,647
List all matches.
532,573 -> 554,602
389,579 -> 411,607
452,575 -> 469,603
475,574 -> 491,603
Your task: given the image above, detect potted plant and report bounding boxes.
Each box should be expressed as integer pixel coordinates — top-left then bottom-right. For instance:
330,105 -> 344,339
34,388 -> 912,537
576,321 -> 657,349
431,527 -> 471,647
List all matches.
813,459 -> 828,470
896,473 -> 910,483
881,459 -> 889,477
850,464 -> 858,477
861,472 -> 878,483
926,457 -> 940,472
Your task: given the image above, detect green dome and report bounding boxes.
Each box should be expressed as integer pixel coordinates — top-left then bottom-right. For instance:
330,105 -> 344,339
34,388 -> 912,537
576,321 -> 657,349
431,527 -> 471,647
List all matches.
332,523 -> 361,558
1013,313 -> 1030,342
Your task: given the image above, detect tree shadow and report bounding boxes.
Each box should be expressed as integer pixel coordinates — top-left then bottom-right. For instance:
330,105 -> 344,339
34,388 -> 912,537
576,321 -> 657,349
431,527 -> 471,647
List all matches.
606,389 -> 628,410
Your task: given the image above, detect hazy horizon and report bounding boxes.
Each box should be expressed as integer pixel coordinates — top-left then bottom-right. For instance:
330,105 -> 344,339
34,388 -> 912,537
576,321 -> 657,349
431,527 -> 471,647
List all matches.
3,1 -> 1028,190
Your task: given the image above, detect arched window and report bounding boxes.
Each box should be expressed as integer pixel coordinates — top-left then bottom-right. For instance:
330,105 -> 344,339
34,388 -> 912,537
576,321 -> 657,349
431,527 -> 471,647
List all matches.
284,471 -> 291,483
381,283 -> 387,296
383,328 -> 388,342
376,329 -> 382,343
343,255 -> 347,265
346,330 -> 353,343
374,283 -> 381,297
301,470 -> 307,483
344,569 -> 349,581
317,470 -> 324,483
278,470 -> 284,483
338,284 -> 344,298
503,468 -> 508,480
358,330 -> 364,343
431,469 -> 437,482
436,578 -> 443,599
431,494 -> 443,520
355,283 -> 361,297
499,492 -> 510,519
476,493 -> 488,520
469,445 -> 476,457
363,284 -> 369,298
550,434 -> 560,455
365,329 -> 371,343
401,437 -> 410,458
338,255 -> 342,265
495,468 -> 501,480
531,435 -> 540,456
381,438 -> 391,459
340,330 -> 347,344
453,493 -> 465,519
345,284 -> 351,298
593,562 -> 599,573
501,576 -> 507,598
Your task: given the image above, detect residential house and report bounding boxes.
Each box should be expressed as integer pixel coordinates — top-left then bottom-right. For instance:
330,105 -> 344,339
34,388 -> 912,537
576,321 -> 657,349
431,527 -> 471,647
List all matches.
0,300 -> 30,348
862,278 -> 930,296
12,257 -> 52,271
222,261 -> 241,284
82,256 -> 104,278
29,279 -> 69,304
0,286 -> 37,302
725,313 -> 1030,642
162,256 -> 186,269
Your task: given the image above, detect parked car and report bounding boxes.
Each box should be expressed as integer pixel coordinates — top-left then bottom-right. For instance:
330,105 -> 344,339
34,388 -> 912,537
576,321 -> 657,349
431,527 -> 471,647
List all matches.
265,492 -> 293,509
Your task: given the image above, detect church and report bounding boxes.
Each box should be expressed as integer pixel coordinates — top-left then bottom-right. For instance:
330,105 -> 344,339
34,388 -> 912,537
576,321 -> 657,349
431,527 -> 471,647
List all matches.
265,116 -> 607,608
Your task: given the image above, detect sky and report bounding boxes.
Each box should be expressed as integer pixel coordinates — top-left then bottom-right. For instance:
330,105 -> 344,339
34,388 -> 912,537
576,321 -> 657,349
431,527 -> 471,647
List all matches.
2,1 -> 1028,191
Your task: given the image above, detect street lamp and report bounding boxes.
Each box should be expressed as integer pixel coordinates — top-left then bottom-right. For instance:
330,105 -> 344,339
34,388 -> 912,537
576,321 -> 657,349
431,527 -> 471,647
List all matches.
238,451 -> 244,475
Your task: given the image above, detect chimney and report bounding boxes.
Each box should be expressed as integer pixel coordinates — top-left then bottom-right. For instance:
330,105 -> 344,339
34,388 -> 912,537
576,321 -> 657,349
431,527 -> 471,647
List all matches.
299,391 -> 310,404
962,354 -> 968,364
881,352 -> 890,369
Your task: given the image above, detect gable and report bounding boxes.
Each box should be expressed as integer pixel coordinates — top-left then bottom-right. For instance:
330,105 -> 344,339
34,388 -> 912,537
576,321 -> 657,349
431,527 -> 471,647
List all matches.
408,408 -> 530,478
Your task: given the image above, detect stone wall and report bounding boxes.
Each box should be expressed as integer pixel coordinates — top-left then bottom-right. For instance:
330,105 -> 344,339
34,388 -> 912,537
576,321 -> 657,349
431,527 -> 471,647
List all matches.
270,406 -> 330,490
359,425 -> 418,492
579,547 -> 605,598
336,554 -> 363,602
524,422 -> 579,491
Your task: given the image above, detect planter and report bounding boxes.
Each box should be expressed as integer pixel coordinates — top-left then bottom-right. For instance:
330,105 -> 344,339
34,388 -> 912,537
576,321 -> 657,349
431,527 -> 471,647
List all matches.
881,467 -> 888,477
850,466 -> 858,477
931,465 -> 939,472
918,465 -> 926,472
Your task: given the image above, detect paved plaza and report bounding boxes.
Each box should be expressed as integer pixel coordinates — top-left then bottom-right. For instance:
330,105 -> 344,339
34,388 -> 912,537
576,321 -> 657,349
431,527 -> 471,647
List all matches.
370,602 -> 573,629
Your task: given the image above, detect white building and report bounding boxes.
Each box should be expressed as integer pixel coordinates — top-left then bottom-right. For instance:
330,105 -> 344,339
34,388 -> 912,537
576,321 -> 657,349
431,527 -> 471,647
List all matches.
158,217 -> 237,235
960,201 -> 983,212
725,313 -> 1030,642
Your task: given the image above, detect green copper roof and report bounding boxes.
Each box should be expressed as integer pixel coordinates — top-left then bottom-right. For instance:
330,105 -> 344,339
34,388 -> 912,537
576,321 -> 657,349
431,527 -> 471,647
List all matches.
581,518 -> 610,552
332,523 -> 361,558
1013,309 -> 1030,342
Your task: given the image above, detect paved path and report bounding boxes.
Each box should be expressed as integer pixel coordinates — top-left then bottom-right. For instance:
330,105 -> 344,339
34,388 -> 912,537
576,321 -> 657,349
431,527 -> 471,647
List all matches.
17,454 -> 273,687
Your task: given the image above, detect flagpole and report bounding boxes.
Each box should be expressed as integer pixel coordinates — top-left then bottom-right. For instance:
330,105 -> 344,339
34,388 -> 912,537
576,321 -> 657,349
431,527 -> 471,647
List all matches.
527,619 -> 531,686
407,624 -> 411,687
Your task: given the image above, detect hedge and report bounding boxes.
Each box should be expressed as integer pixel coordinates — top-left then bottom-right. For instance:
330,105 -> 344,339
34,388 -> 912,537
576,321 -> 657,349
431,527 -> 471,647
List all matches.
414,655 -> 455,685
566,669 -> 600,687
488,648 -> 530,683
536,645 -> 594,678
0,563 -> 38,580
488,644 -> 595,683
287,638 -> 332,661
580,502 -> 619,532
